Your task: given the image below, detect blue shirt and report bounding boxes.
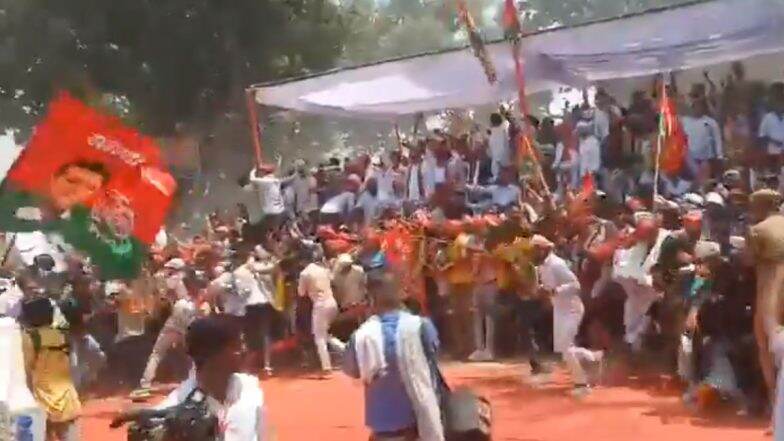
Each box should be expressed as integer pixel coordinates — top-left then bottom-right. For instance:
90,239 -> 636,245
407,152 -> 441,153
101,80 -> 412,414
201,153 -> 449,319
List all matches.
343,311 -> 440,433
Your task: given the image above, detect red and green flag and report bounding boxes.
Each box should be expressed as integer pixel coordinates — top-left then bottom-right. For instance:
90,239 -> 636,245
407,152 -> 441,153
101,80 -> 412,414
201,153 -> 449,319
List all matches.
0,92 -> 176,280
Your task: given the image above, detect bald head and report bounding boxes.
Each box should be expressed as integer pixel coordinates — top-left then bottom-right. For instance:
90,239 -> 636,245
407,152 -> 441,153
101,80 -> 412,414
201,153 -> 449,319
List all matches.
368,271 -> 402,312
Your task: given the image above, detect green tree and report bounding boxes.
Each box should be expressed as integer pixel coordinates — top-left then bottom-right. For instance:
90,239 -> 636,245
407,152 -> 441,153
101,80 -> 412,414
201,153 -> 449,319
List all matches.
0,0 -> 348,135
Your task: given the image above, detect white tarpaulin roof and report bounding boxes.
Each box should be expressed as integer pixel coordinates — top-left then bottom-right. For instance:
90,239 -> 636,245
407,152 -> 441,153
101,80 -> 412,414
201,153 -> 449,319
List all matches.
251,0 -> 784,119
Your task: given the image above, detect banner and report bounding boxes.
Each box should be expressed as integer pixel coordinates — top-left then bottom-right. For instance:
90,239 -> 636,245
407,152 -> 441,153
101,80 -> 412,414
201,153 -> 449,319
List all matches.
0,93 -> 176,279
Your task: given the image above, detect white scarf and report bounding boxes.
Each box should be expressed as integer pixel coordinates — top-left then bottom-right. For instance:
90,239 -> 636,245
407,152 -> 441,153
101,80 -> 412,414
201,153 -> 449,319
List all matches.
396,312 -> 444,441
354,316 -> 386,384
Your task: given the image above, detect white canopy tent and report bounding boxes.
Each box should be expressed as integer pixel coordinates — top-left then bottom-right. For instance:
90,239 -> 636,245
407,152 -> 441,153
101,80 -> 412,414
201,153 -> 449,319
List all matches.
249,0 -> 784,120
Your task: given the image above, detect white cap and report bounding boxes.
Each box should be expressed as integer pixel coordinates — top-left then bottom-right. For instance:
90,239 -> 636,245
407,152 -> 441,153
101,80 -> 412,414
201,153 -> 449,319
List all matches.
335,253 -> 354,268
705,192 -> 725,207
164,258 -> 186,270
531,234 -> 554,249
694,241 -> 721,260
683,193 -> 704,207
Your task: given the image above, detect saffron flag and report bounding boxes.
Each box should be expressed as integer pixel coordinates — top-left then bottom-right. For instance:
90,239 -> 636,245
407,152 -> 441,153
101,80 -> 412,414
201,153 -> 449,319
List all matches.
658,89 -> 687,175
456,0 -> 497,85
0,93 -> 176,280
568,173 -> 596,221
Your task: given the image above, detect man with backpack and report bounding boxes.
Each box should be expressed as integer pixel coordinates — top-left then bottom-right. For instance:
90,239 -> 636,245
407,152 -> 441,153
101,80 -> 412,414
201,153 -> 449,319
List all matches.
19,287 -> 81,441
343,271 -> 444,441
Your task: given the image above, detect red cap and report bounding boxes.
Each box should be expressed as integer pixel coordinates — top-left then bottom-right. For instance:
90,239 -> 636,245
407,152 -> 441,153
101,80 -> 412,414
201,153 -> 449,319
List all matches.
258,163 -> 276,174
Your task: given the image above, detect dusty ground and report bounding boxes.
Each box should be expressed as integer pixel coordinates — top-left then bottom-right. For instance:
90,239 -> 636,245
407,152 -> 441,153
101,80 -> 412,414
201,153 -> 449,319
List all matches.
83,361 -> 769,441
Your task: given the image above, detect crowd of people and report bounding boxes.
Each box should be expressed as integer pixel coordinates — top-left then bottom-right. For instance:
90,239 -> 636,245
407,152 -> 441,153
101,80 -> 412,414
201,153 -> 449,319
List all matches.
4,61 -> 784,440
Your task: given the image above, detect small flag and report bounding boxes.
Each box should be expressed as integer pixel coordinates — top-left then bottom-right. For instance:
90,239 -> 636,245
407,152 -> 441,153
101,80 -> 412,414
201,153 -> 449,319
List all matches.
658,88 -> 687,174
457,0 -> 497,85
503,0 -> 521,37
568,173 -> 596,221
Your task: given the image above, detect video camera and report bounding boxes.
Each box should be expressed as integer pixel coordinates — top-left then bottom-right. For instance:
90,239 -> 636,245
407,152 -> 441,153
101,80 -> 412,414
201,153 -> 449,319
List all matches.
111,389 -> 218,441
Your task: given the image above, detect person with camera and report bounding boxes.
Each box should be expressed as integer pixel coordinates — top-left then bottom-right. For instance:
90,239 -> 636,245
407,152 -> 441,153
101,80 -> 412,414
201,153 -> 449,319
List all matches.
113,315 -> 270,441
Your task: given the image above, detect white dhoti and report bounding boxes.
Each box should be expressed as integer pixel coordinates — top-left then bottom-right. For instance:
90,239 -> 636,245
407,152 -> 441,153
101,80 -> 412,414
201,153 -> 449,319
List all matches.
312,297 -> 344,371
770,328 -> 784,440
553,300 -> 602,386
617,278 -> 660,349
553,302 -> 584,354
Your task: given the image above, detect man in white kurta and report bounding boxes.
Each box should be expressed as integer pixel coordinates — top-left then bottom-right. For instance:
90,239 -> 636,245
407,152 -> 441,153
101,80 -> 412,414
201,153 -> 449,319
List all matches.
532,235 -> 603,395
298,247 -> 346,375
612,215 -> 668,351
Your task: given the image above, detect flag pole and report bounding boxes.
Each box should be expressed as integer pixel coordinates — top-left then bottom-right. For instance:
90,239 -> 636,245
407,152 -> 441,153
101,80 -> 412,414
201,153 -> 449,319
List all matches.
245,88 -> 264,168
394,123 -> 403,152
506,9 -> 551,200
652,76 -> 667,209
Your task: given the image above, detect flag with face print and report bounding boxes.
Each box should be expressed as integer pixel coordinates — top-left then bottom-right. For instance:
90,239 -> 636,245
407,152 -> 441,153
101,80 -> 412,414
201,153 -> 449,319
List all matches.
0,92 -> 176,279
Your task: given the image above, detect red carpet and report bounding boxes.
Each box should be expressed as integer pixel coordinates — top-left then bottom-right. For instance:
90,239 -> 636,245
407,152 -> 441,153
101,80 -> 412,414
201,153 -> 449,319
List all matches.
83,362 -> 768,441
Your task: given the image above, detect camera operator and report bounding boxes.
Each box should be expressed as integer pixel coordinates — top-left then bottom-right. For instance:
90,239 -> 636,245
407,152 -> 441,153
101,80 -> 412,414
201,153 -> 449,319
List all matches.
113,315 -> 270,441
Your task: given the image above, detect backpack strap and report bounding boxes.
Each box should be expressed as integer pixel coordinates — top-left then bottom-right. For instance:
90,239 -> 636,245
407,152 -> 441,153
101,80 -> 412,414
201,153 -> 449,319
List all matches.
27,328 -> 41,356
26,327 -> 69,356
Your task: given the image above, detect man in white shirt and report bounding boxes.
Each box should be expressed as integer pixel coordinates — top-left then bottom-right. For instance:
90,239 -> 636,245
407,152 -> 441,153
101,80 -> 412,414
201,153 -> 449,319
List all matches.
467,167 -> 521,212
758,89 -> 784,162
576,118 -> 601,179
290,160 -> 319,220
593,89 -> 621,144
0,275 -> 23,318
115,316 -> 270,441
247,164 -> 295,231
320,175 -> 360,227
405,147 -> 427,205
366,156 -> 400,204
680,99 -> 723,184
421,142 -> 441,199
332,253 -> 367,309
133,258 -> 198,398
488,113 -> 512,180
298,246 -> 345,375
532,235 -> 603,396
612,215 -> 668,351
356,178 -> 381,227
242,245 -> 279,375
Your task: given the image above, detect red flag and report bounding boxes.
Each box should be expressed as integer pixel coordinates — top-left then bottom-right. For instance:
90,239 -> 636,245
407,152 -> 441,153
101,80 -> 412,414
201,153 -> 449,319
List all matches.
581,173 -> 595,197
568,174 -> 596,221
503,0 -> 521,35
658,89 -> 687,174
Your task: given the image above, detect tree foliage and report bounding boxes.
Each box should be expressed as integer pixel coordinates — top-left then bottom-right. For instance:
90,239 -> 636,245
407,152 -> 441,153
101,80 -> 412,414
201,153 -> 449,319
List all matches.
0,0 -> 348,134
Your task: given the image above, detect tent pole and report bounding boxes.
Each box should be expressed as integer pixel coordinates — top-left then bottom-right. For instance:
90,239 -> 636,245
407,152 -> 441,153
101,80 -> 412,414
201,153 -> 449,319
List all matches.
245,88 -> 264,167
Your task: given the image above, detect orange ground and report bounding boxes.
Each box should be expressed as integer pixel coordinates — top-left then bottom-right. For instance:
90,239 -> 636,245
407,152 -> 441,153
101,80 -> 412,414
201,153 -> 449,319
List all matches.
83,361 -> 769,441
